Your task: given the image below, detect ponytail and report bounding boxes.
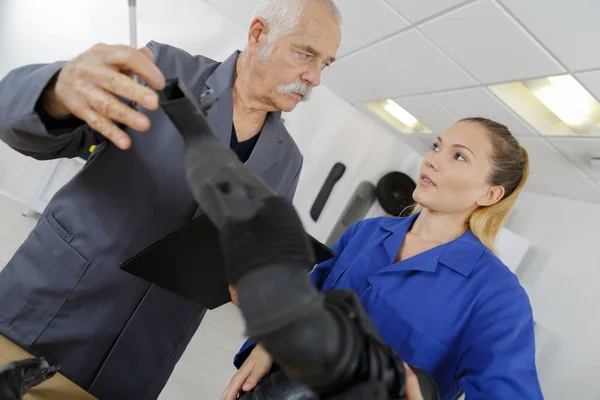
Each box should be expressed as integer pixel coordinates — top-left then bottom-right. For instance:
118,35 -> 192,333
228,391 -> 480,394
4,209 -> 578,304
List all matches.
469,146 -> 529,253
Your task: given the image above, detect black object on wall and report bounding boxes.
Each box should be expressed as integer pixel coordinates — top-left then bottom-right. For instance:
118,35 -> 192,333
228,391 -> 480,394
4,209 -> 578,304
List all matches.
310,162 -> 346,221
325,181 -> 376,247
375,172 -> 417,217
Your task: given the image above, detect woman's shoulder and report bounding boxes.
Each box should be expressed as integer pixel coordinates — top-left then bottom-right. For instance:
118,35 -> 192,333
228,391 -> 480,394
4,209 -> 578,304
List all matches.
467,235 -> 528,295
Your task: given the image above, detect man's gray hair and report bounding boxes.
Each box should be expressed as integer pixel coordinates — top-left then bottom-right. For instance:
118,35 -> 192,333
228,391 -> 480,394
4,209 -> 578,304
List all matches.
253,0 -> 341,59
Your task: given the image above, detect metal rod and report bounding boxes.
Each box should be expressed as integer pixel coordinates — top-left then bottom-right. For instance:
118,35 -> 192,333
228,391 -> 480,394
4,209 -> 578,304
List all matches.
128,0 -> 137,48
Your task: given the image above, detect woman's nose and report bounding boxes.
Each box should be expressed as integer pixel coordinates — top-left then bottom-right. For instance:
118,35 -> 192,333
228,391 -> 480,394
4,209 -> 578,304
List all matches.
424,156 -> 439,171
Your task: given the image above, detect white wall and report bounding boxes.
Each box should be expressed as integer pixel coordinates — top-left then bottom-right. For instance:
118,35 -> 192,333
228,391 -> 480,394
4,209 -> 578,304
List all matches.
137,0 -> 247,62
285,85 -> 422,241
0,0 -> 131,204
506,191 -> 600,400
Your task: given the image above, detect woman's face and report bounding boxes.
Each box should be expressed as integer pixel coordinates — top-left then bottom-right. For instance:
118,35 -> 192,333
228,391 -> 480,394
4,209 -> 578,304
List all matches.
412,121 -> 505,214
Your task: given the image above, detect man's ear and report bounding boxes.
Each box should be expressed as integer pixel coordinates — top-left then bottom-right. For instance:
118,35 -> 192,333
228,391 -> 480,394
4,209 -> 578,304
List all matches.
247,17 -> 268,55
476,185 -> 505,207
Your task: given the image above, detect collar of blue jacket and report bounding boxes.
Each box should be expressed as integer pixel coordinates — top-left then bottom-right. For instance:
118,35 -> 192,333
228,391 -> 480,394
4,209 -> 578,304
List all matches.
377,212 -> 485,277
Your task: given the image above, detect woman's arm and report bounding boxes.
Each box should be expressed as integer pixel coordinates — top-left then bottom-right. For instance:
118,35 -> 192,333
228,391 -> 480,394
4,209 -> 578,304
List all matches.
457,285 -> 544,399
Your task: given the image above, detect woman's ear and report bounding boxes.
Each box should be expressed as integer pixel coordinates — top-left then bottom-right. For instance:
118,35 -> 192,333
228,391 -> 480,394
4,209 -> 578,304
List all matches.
476,185 -> 505,207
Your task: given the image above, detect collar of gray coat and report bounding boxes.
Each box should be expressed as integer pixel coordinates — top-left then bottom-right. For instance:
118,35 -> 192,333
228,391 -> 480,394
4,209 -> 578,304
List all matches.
201,50 -> 285,175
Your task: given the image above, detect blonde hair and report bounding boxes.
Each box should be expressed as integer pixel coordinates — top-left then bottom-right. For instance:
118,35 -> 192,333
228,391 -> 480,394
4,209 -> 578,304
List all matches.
410,117 -> 529,253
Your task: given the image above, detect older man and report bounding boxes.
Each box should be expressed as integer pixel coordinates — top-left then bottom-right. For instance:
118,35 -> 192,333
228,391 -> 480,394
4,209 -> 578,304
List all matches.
0,0 -> 341,398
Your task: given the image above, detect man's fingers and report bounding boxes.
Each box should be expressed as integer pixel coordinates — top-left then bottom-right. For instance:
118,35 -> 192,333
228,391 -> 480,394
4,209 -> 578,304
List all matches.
103,45 -> 165,90
139,47 -> 154,61
221,367 -> 252,400
87,88 -> 150,132
79,108 -> 131,150
94,67 -> 159,110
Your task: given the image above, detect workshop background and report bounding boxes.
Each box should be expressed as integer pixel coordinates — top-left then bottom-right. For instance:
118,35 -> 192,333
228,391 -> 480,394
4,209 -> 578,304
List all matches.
1,1 -> 599,399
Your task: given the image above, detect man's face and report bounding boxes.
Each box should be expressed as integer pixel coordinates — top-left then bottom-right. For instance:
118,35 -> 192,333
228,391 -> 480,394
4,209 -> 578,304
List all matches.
252,2 -> 341,112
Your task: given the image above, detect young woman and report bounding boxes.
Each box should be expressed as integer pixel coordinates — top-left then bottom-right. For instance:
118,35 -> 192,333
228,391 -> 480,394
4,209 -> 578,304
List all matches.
223,118 -> 544,400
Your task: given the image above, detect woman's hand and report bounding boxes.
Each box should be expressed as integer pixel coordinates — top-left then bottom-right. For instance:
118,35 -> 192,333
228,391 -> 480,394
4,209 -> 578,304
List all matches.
221,344 -> 273,400
404,363 -> 425,400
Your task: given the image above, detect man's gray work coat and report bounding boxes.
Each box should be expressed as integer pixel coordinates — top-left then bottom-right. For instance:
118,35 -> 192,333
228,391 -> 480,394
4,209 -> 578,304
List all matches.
0,40 -> 303,399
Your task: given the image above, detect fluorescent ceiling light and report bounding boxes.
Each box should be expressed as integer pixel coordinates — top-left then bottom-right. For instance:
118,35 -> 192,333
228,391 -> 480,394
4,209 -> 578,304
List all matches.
533,76 -> 595,126
489,74 -> 600,137
363,99 -> 431,134
383,100 -> 419,128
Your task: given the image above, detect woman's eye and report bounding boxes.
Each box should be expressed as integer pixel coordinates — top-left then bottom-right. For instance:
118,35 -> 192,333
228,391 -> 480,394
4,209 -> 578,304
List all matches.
455,153 -> 467,162
432,143 -> 440,151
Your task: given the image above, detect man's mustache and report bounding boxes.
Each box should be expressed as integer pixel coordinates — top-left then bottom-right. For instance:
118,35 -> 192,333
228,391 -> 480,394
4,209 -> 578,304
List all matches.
277,81 -> 312,101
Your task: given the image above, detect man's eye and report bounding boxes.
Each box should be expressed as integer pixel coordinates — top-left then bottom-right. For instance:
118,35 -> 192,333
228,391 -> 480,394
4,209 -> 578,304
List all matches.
298,52 -> 311,60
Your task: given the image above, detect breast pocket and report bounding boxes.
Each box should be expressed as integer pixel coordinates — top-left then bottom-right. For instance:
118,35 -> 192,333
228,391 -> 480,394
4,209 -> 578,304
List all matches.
370,298 -> 448,375
0,213 -> 90,346
321,262 -> 349,291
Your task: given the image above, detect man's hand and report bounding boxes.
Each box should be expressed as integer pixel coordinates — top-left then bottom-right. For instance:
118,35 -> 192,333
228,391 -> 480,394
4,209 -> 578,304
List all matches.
42,43 -> 166,150
221,344 -> 273,400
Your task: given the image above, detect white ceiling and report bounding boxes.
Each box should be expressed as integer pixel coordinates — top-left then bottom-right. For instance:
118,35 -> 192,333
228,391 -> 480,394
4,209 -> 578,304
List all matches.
205,0 -> 600,204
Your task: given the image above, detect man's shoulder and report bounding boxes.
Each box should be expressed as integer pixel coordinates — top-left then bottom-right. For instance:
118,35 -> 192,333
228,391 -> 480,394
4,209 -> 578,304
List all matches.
144,41 -> 221,84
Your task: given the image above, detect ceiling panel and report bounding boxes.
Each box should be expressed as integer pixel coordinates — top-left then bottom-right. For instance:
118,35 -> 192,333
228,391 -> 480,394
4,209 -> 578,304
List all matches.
335,0 -> 409,45
354,104 -> 434,157
205,0 -> 257,29
372,29 -> 477,92
138,0 -> 246,61
518,137 -> 588,179
546,137 -> 600,180
524,174 -> 600,204
498,0 -> 600,72
324,48 -> 423,103
432,88 -> 538,135
393,95 -> 459,133
337,26 -> 364,57
383,0 -> 471,23
576,71 -> 600,103
399,134 -> 435,155
419,0 -> 564,84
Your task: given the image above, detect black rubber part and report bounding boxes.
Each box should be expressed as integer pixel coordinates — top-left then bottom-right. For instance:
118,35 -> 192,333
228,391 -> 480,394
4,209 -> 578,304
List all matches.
310,163 -> 346,221
375,172 -> 416,216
